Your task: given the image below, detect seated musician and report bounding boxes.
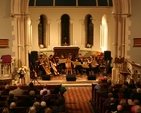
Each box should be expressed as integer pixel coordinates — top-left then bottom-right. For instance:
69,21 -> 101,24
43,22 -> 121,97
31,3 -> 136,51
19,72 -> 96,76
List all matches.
49,54 -> 59,75
58,54 -> 66,74
86,55 -> 99,75
75,54 -> 83,75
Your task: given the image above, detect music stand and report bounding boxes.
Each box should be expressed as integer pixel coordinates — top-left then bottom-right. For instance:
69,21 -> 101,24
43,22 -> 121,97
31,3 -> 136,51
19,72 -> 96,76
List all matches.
30,70 -> 41,85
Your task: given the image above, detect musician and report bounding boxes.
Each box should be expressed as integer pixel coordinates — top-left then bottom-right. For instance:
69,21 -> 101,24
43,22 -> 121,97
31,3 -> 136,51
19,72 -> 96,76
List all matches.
49,54 -> 59,75
66,56 -> 73,75
86,55 -> 99,75
58,54 -> 66,74
38,54 -> 51,76
75,54 -> 83,75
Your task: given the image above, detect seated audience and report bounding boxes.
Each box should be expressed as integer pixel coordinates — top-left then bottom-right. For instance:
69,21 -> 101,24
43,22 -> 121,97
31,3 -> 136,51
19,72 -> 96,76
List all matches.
133,105 -> 141,113
97,84 -> 107,97
116,104 -> 123,113
28,106 -> 36,113
6,91 -> 18,106
27,82 -> 38,94
107,97 -> 117,112
12,83 -> 24,96
33,101 -> 40,113
94,80 -> 102,89
44,108 -> 52,113
2,84 -> 10,95
39,101 -> 47,113
52,86 -> 60,94
52,99 -> 65,113
40,85 -> 51,96
103,92 -> 113,106
8,102 -> 18,113
119,99 -> 129,111
131,99 -> 141,113
2,108 -> 9,113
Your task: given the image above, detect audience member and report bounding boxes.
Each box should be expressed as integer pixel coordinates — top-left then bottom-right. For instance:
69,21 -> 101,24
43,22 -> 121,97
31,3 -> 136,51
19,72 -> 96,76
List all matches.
2,84 -> 10,95
40,85 -> 51,96
44,108 -> 52,113
103,92 -> 113,106
134,105 -> 141,113
2,108 -> 9,113
27,82 -> 38,94
8,102 -> 18,113
52,99 -> 65,113
131,99 -> 141,113
116,104 -> 123,113
12,83 -> 24,96
6,92 -> 18,106
28,106 -> 36,113
33,101 -> 40,113
39,101 -> 47,113
94,80 -> 102,89
107,97 -> 117,112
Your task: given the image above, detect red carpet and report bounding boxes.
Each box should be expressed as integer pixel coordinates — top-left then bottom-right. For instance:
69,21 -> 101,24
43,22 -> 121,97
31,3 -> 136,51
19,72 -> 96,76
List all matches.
64,87 -> 94,113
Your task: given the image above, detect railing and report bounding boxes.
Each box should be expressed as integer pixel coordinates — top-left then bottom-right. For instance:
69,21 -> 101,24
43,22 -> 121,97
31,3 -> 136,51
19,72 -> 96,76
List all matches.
0,59 -> 14,83
126,59 -> 141,81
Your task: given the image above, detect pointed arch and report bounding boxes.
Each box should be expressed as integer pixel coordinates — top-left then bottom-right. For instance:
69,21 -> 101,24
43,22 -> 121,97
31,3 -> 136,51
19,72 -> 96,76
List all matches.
38,14 -> 47,48
61,14 -> 70,46
85,14 -> 94,48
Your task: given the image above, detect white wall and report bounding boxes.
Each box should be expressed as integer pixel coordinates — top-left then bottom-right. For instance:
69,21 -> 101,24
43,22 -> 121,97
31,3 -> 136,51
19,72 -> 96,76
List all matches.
0,0 -> 14,57
128,0 -> 141,64
29,7 -> 114,56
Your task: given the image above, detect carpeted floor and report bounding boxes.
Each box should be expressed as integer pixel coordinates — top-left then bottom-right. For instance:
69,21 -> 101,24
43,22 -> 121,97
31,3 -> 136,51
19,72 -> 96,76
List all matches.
64,87 -> 94,113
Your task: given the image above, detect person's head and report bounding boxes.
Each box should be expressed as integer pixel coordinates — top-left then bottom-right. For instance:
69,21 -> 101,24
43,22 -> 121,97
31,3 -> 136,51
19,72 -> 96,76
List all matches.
44,108 -> 52,113
128,99 -> 134,105
53,86 -> 60,94
2,108 -> 9,113
29,90 -> 35,96
41,101 -> 46,107
134,99 -> 140,105
28,106 -> 36,113
117,105 -> 123,111
108,92 -> 113,98
110,97 -> 115,103
119,99 -> 127,106
16,83 -> 22,88
9,102 -> 16,109
5,85 -> 9,90
33,101 -> 40,108
9,91 -> 14,95
137,88 -> 141,93
9,94 -> 14,99
97,80 -> 102,85
29,82 -> 34,88
43,85 -> 47,89
134,105 -> 141,113
60,86 -> 67,94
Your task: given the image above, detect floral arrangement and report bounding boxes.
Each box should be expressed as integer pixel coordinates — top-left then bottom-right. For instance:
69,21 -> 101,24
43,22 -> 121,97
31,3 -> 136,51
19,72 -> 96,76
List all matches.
17,66 -> 28,78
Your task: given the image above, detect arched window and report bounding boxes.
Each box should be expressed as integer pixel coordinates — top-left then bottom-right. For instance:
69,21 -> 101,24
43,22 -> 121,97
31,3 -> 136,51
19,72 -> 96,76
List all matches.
100,15 -> 108,52
38,14 -> 47,48
61,14 -> 70,46
85,14 -> 94,48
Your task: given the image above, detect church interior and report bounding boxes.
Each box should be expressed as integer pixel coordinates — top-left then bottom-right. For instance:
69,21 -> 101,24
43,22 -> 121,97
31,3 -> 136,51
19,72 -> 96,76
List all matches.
0,0 -> 141,113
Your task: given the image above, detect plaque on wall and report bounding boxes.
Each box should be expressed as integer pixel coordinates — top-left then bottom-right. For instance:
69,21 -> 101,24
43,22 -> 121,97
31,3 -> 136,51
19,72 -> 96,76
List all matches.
133,38 -> 141,47
0,39 -> 9,47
